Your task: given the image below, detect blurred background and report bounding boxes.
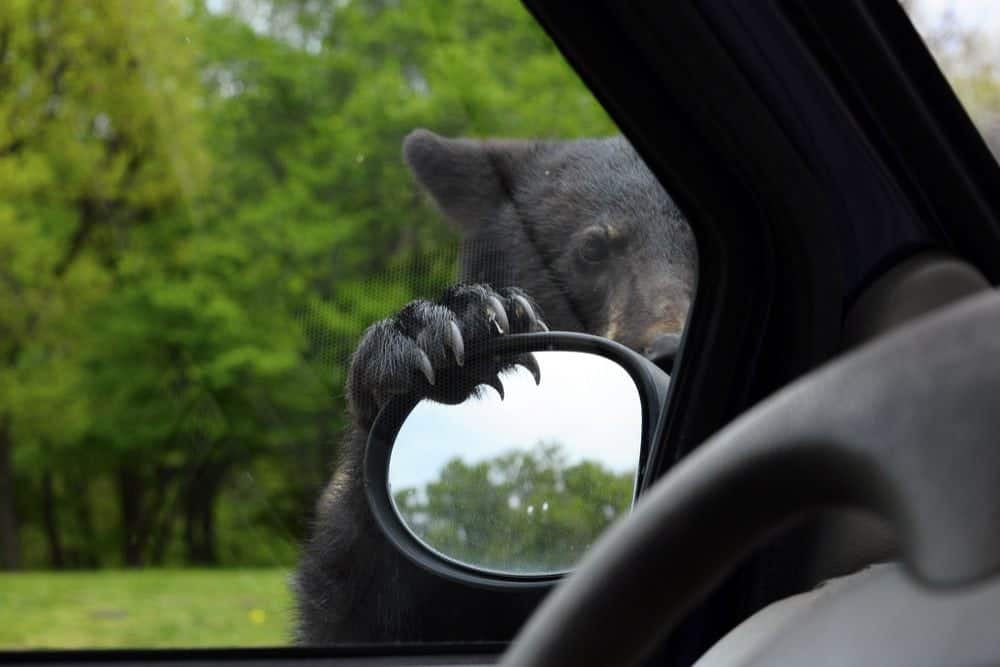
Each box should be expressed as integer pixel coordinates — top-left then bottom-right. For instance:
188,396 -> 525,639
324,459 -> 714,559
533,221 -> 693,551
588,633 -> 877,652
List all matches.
905,0 -> 1000,151
0,0 -> 616,647
0,0 -> 997,649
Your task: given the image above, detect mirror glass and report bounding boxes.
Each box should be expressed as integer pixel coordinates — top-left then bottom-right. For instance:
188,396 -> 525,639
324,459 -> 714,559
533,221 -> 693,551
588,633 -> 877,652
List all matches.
387,350 -> 643,576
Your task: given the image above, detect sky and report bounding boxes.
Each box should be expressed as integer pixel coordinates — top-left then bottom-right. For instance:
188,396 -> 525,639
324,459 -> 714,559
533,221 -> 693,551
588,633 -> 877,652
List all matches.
917,0 -> 1000,35
388,351 -> 644,491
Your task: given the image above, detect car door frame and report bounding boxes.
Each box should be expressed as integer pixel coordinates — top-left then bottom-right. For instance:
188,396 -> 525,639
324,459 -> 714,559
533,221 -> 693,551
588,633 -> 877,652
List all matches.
523,0 -> 1000,663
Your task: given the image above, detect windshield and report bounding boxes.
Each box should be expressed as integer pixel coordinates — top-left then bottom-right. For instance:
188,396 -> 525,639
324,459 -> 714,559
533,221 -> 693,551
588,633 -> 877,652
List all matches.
0,0 -> 696,650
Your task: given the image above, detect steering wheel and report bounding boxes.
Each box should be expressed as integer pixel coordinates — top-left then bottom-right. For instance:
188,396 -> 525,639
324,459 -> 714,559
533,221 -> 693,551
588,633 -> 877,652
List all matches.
501,290 -> 1000,666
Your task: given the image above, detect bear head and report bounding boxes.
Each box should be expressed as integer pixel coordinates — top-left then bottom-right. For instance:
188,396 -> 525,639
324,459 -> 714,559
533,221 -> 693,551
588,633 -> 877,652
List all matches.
403,129 -> 697,364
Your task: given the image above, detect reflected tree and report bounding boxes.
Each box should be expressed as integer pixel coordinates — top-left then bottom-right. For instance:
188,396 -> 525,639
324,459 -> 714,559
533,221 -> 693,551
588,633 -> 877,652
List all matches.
394,442 -> 634,573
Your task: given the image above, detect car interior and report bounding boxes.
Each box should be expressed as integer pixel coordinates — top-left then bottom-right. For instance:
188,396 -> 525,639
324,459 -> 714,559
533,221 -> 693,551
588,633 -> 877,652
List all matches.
6,2 -> 1000,667
501,264 -> 1000,666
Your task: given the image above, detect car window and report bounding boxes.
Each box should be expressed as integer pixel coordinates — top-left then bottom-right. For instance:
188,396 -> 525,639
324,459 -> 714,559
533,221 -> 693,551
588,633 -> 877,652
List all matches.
902,0 -> 1000,156
0,0 -> 696,649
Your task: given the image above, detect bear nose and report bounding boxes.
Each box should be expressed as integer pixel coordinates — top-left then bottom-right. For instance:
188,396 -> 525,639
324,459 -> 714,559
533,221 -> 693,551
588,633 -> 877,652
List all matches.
643,333 -> 681,373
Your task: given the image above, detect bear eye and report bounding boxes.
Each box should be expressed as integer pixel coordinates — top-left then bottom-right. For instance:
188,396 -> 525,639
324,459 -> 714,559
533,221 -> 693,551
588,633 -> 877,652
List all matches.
578,228 -> 611,264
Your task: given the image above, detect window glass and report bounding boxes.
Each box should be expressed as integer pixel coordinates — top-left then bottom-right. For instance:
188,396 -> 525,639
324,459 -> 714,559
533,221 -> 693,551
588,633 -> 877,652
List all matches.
0,0 -> 696,648
903,0 -> 1000,156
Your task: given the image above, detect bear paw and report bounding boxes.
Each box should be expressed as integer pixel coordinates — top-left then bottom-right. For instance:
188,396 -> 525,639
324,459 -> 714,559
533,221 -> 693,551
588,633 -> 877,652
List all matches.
346,284 -> 547,428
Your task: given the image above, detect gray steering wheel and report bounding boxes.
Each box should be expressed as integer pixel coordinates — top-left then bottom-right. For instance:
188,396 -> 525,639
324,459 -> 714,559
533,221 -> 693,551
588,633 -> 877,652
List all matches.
501,290 -> 1000,666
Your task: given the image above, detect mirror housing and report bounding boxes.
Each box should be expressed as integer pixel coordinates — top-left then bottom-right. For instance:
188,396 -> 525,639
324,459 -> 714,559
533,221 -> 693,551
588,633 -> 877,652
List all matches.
364,332 -> 671,589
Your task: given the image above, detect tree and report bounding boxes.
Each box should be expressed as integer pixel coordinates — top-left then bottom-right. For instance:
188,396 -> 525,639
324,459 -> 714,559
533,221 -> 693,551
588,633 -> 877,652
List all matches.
3,0 -> 618,569
0,0 -> 206,568
395,444 -> 634,573
903,0 -> 1000,155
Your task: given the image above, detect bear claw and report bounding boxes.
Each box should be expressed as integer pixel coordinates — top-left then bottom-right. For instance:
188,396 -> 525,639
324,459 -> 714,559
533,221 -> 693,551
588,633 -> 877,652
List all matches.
484,375 -> 505,401
515,354 -> 542,386
446,320 -> 465,366
414,347 -> 435,386
486,295 -> 510,334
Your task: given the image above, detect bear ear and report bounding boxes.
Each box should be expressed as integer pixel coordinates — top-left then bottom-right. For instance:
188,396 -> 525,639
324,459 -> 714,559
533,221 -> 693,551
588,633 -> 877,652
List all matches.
403,129 -> 543,228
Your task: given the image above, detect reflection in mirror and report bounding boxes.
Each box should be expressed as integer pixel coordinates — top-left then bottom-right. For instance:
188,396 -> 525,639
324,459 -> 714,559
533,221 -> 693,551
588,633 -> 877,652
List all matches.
388,351 -> 643,576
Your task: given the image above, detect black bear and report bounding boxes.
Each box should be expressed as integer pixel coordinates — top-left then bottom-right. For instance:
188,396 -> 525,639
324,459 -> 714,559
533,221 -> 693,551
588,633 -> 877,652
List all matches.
293,129 -> 697,644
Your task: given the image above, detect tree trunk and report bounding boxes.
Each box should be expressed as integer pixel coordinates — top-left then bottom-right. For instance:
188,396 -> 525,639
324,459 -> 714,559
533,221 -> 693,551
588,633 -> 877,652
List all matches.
41,470 -> 65,568
149,509 -> 175,565
149,465 -> 181,565
69,477 -> 98,568
0,416 -> 20,570
197,492 -> 217,564
119,460 -> 182,566
183,458 -> 228,565
117,464 -> 146,566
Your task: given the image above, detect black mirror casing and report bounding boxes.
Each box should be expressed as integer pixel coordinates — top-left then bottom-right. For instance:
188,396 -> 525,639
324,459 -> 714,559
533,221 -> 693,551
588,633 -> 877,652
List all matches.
363,331 -> 671,590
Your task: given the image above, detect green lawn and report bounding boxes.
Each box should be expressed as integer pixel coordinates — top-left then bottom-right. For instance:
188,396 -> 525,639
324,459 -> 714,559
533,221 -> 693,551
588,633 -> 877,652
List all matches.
0,569 -> 293,649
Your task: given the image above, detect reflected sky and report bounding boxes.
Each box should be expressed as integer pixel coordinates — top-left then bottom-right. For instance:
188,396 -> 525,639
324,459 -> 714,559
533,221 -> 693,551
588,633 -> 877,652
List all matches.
388,351 -> 644,490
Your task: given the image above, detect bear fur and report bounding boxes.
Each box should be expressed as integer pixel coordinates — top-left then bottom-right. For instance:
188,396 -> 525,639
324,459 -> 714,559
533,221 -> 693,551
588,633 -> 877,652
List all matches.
293,130 -> 697,644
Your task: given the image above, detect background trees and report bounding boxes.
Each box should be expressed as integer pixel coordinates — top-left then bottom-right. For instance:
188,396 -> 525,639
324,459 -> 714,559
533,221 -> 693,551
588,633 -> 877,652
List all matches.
395,443 -> 634,573
904,0 -> 1000,152
1,0 -> 208,569
1,0 -> 616,571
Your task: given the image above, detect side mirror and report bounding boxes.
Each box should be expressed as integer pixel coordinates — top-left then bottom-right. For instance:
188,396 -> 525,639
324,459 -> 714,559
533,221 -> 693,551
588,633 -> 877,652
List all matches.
365,332 -> 671,587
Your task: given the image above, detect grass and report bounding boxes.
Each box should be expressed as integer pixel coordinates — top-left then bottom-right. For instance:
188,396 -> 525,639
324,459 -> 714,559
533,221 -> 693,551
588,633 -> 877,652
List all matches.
0,569 -> 293,649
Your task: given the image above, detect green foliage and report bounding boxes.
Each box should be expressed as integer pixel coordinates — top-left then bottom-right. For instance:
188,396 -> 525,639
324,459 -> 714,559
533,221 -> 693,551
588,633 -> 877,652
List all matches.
2,0 -> 616,576
0,0 -> 205,453
395,444 -> 634,573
